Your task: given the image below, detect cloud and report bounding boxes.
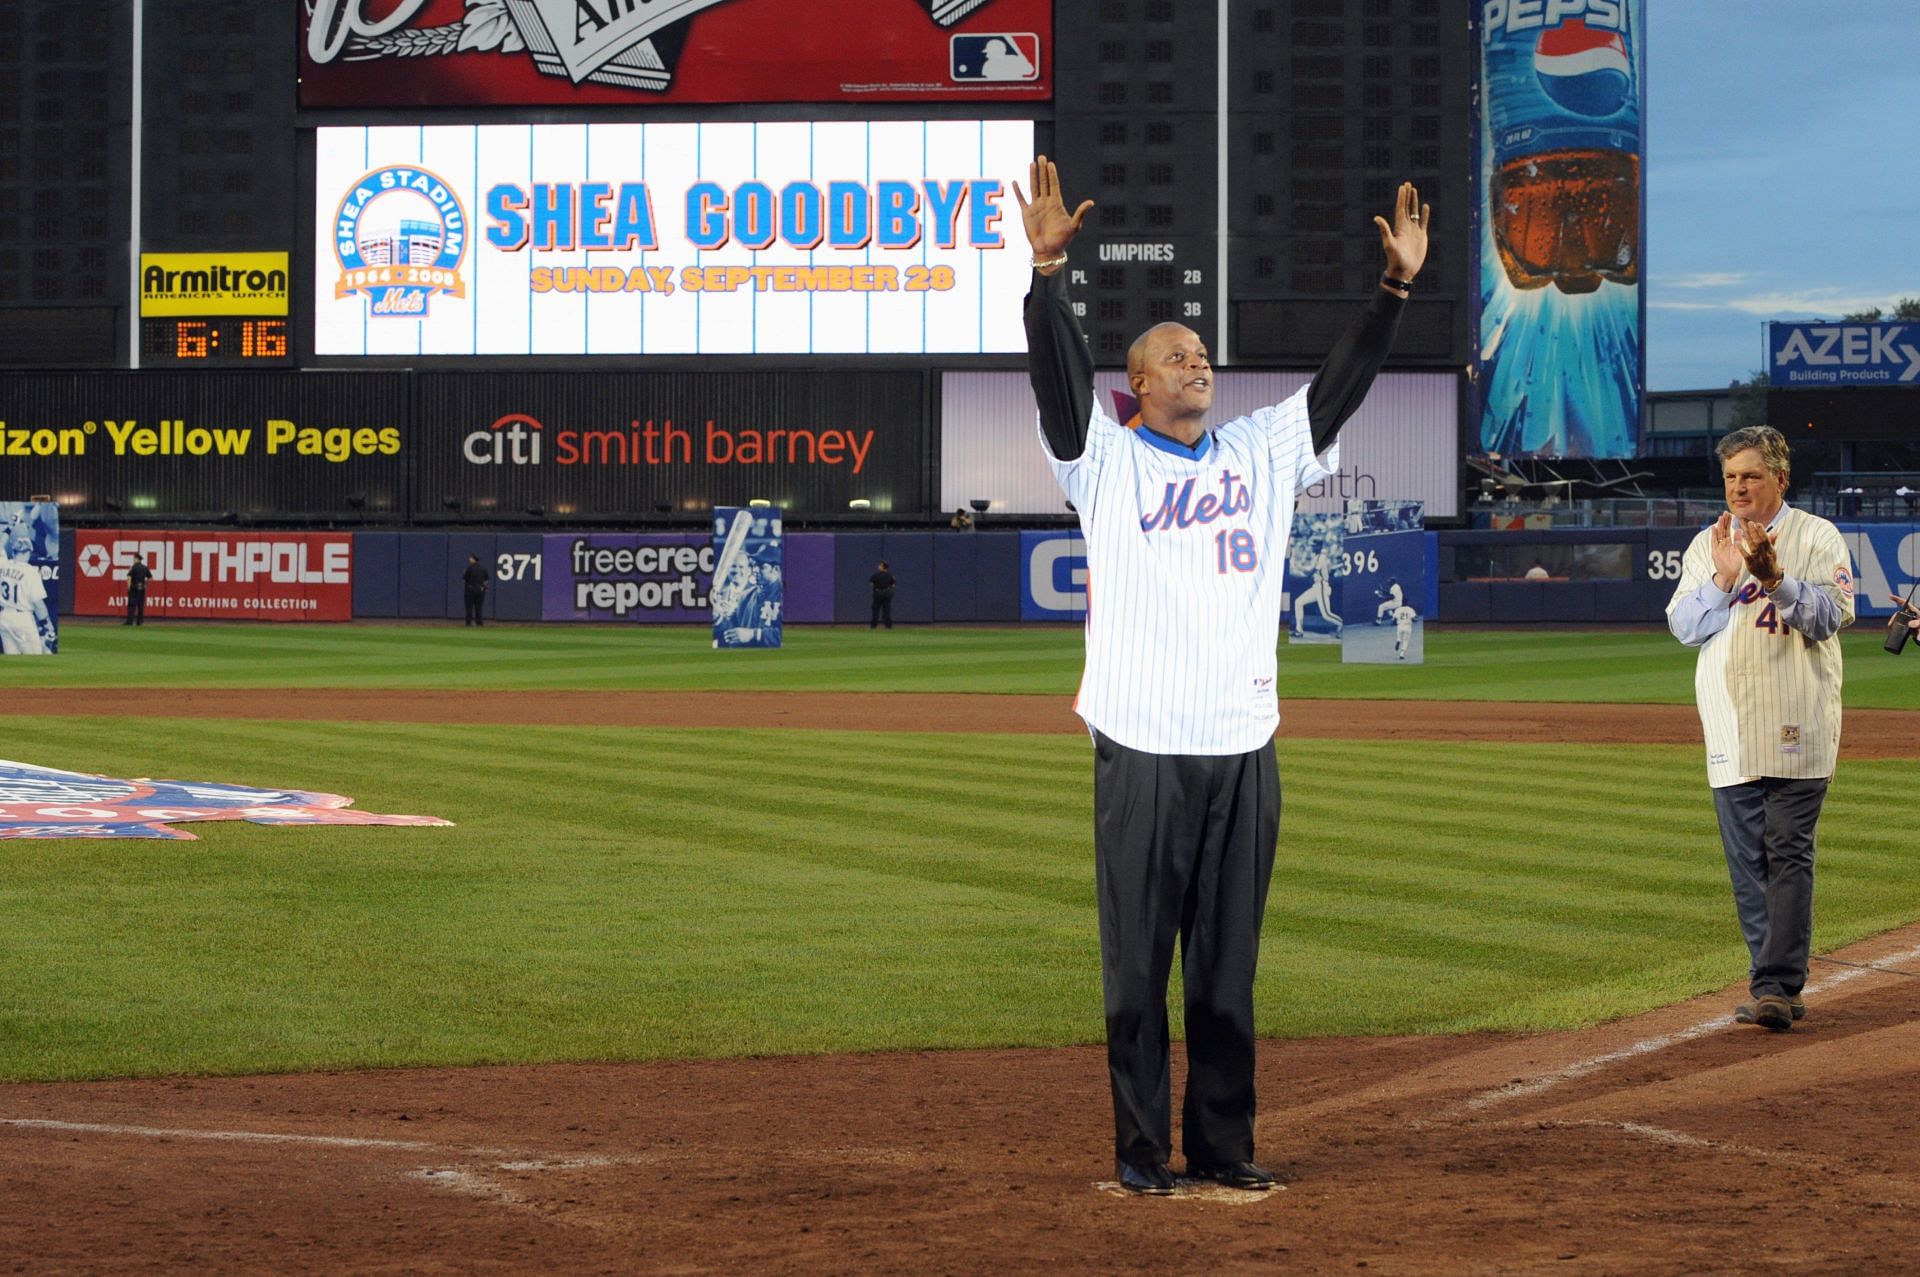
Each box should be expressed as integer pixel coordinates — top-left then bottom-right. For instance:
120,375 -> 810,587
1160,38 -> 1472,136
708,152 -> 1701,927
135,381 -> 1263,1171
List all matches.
1721,290 -> 1908,317
1663,272 -> 1748,289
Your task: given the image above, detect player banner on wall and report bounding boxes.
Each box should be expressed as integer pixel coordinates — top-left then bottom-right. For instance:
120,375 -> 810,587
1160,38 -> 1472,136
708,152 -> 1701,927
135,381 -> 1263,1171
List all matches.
1,501 -> 59,656
711,506 -> 783,649
1286,512 -> 1344,645
0,758 -> 452,841
299,0 -> 1051,107
1340,500 -> 1425,665
1471,0 -> 1644,459
314,122 -> 1031,356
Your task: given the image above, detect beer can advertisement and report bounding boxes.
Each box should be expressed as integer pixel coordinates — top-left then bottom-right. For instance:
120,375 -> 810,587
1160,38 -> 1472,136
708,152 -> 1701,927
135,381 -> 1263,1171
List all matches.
299,0 -> 1051,107
73,532 -> 354,622
314,121 -> 1032,357
1471,0 -> 1644,460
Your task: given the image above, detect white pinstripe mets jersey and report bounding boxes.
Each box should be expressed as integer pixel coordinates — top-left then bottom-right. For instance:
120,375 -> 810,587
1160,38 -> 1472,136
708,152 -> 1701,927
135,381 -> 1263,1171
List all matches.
1666,504 -> 1854,787
0,558 -> 47,655
1042,389 -> 1335,756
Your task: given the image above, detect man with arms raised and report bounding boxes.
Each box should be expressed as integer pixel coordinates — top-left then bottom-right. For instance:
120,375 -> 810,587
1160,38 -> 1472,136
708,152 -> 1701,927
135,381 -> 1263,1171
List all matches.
1014,156 -> 1427,1194
1668,426 -> 1854,1031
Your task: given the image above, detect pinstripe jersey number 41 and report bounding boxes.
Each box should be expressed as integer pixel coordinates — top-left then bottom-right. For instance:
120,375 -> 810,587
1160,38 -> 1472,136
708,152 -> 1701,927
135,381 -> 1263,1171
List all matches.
1734,580 -> 1791,634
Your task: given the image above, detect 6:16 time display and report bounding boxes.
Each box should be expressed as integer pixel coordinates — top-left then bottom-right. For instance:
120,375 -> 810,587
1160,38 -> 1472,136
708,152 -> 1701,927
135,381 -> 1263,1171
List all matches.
140,317 -> 291,364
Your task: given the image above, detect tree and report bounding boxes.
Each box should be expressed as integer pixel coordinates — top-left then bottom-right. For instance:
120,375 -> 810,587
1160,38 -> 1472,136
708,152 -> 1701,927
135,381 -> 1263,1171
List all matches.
1841,296 -> 1920,323
1727,369 -> 1768,430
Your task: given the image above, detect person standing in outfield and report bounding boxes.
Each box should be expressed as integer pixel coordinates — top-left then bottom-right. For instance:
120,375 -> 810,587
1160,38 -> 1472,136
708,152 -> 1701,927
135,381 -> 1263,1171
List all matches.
868,561 -> 896,630
462,554 -> 489,627
0,528 -> 53,654
1393,603 -> 1417,660
1015,155 -> 1427,1195
1667,426 -> 1855,1032
124,557 -> 152,626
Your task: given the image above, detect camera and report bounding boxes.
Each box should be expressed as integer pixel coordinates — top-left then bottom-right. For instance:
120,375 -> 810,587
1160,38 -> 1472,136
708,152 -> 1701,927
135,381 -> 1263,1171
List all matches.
1887,605 -> 1917,655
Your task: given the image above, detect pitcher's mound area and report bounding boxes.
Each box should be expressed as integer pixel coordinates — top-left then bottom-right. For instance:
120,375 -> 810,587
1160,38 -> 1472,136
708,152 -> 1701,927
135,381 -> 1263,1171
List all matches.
5,924 -> 1920,1275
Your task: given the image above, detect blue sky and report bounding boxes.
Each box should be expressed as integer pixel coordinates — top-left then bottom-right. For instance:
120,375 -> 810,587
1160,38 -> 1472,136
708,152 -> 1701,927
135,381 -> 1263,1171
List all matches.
1646,2 -> 1920,389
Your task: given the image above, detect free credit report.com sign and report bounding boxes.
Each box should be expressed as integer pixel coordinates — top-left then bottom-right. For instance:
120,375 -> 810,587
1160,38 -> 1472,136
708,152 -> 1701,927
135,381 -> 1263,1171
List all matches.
314,121 -> 1031,356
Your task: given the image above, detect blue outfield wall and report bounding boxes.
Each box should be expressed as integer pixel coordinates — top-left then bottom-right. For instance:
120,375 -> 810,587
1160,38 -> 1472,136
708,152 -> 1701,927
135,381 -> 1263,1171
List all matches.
64,523 -> 1919,624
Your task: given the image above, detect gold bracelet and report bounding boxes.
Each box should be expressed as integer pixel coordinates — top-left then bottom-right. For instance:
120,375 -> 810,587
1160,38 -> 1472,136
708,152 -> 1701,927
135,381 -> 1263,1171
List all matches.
1031,254 -> 1068,270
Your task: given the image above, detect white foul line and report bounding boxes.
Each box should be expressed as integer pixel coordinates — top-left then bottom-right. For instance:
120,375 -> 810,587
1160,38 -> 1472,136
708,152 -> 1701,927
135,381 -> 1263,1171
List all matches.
0,1117 -> 479,1154
1464,942 -> 1920,1113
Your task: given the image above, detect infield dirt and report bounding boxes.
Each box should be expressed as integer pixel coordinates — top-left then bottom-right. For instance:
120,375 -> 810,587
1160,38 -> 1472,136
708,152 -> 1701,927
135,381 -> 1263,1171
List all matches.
4,692 -> 1918,1275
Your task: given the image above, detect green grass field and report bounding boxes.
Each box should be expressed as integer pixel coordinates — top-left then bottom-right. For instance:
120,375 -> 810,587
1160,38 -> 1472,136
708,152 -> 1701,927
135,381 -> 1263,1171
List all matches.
1,624 -> 1914,1082
8,621 -> 1920,706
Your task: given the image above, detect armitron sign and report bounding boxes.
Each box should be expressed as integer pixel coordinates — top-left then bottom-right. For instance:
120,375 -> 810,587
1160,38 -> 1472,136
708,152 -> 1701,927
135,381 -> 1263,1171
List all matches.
139,253 -> 290,317
74,531 -> 354,621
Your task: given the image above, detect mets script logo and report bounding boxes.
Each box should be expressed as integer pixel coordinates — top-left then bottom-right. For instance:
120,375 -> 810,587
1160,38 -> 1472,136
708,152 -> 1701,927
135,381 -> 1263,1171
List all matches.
333,166 -> 468,318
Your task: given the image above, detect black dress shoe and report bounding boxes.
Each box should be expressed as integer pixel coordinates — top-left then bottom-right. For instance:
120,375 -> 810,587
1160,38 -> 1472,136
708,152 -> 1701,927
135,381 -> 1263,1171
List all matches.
1115,1160 -> 1175,1195
1187,1160 -> 1277,1190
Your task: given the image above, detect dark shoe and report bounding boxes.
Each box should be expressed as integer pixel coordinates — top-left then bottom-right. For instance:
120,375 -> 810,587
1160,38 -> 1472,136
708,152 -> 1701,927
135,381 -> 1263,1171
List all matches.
1187,1160 -> 1277,1191
1736,993 -> 1806,1027
1115,1160 -> 1175,1196
1752,995 -> 1793,1031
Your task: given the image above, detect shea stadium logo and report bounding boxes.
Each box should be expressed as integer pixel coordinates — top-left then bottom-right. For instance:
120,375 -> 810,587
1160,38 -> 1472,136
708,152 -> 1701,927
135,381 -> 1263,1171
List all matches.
333,165 -> 468,318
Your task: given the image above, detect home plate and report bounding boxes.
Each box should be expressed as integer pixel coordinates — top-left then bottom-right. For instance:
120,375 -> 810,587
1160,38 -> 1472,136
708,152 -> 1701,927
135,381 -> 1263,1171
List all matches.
1093,1177 -> 1286,1203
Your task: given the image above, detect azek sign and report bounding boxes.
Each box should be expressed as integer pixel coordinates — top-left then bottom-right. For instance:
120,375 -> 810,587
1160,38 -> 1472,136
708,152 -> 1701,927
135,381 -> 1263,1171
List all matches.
1769,322 -> 1920,388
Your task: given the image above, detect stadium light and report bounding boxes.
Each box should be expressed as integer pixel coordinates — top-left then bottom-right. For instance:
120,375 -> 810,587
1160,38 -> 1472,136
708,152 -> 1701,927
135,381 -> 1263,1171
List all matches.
848,498 -> 872,509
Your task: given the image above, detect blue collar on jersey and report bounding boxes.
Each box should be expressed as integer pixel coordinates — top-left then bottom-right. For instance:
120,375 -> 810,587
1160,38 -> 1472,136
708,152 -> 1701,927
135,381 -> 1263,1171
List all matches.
1132,419 -> 1212,461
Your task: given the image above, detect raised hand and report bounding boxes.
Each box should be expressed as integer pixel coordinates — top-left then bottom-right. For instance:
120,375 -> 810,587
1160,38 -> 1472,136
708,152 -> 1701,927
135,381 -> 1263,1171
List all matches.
1709,513 -> 1745,591
1011,155 -> 1094,262
1739,520 -> 1782,590
1373,181 -> 1431,282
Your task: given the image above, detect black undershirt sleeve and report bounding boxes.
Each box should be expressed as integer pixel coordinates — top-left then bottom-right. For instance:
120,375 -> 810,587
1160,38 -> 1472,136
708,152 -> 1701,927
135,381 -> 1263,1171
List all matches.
1025,269 -> 1405,461
1306,289 -> 1406,454
1023,268 -> 1096,463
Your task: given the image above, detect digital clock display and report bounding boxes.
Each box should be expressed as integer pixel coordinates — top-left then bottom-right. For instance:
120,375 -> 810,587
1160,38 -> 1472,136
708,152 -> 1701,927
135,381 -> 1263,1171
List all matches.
140,318 -> 292,365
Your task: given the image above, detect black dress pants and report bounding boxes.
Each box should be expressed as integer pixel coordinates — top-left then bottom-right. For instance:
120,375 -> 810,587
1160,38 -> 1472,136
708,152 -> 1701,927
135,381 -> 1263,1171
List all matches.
870,597 -> 892,628
1091,729 -> 1280,1169
126,592 -> 145,625
464,591 -> 485,626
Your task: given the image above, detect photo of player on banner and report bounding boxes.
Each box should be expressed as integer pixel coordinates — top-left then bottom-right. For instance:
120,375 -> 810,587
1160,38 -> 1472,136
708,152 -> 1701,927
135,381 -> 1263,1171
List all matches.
0,501 -> 59,656
711,506 -> 783,649
1340,500 -> 1425,665
1286,511 -> 1344,645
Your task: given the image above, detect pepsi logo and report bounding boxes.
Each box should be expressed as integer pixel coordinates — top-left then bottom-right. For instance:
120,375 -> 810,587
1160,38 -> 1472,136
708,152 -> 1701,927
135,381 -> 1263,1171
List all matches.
1533,19 -> 1631,118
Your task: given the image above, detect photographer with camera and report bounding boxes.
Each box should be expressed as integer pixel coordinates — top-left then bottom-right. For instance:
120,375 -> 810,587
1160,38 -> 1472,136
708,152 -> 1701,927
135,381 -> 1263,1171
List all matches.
1667,426 -> 1855,1033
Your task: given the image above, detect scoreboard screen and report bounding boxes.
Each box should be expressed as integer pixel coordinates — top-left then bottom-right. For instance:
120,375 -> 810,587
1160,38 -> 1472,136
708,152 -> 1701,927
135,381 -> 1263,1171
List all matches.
139,318 -> 292,366
313,121 -> 1034,357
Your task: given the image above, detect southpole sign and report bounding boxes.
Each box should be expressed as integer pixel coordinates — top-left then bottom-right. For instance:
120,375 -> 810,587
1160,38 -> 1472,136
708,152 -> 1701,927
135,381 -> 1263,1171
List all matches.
75,532 -> 354,621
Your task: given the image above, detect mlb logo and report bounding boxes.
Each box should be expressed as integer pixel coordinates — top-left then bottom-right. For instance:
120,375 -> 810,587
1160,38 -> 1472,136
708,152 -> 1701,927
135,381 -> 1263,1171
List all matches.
951,33 -> 1039,82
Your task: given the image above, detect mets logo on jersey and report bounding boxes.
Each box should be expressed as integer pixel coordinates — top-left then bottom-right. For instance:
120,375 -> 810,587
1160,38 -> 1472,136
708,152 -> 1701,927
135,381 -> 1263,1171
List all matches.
1833,564 -> 1855,598
1533,19 -> 1632,118
333,165 -> 468,318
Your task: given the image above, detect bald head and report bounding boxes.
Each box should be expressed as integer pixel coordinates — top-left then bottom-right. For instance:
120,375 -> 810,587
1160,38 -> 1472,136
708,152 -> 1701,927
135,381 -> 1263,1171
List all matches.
1127,323 -> 1203,378
1125,323 -> 1213,439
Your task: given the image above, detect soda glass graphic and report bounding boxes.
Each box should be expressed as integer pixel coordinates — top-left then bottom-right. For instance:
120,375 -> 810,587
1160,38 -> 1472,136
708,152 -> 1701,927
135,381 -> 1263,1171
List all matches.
1486,15 -> 1639,294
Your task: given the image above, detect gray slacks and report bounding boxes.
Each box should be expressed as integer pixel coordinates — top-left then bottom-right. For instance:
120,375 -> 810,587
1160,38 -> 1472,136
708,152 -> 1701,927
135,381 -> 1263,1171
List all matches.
1091,729 -> 1279,1169
1711,777 -> 1829,999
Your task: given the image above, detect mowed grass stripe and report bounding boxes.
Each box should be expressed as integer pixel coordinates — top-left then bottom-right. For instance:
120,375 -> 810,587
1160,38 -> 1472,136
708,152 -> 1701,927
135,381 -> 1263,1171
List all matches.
5,719 -> 1920,1080
11,623 -> 1918,708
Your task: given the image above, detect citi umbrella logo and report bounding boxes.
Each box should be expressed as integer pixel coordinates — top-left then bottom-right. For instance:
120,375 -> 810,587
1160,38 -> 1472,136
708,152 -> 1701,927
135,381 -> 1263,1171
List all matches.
333,165 -> 468,318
